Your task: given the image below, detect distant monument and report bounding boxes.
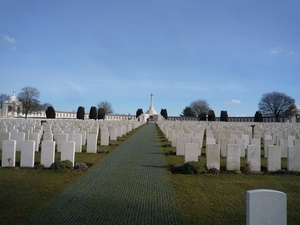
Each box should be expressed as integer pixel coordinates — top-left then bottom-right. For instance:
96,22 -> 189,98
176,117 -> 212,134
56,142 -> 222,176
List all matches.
146,93 -> 158,115
140,93 -> 164,122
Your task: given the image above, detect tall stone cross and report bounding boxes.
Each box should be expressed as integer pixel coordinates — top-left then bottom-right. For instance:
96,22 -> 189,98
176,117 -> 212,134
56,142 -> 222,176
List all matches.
146,93 -> 157,115
150,93 -> 154,108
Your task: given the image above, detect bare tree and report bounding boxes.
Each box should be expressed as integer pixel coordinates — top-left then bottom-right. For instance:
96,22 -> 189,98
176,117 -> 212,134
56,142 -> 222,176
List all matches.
258,91 -> 295,122
180,106 -> 195,117
284,103 -> 298,118
17,87 -> 41,119
0,93 -> 10,109
97,101 -> 114,115
189,100 -> 211,119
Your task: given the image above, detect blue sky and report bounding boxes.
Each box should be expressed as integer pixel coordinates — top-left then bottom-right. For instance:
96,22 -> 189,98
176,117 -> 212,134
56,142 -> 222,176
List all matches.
1,0 -> 299,116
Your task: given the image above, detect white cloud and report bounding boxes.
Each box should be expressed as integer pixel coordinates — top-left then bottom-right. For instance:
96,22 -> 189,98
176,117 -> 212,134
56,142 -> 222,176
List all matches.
270,46 -> 284,54
3,35 -> 17,50
231,99 -> 241,104
224,99 -> 242,105
3,35 -> 15,44
270,45 -> 299,55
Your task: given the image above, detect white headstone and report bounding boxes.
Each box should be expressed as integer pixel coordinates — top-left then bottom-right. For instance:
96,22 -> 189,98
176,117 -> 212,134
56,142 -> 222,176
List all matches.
191,137 -> 202,156
11,132 -> 25,151
226,144 -> 240,171
247,145 -> 261,172
264,139 -> 273,157
287,146 -> 300,172
20,140 -> 35,167
29,133 -> 40,152
19,129 -> 30,140
41,140 -> 55,168
108,127 -> 117,141
70,133 -> 82,152
184,143 -> 199,163
242,134 -> 250,149
206,144 -> 220,170
275,135 -> 283,146
206,137 -> 216,145
127,123 -> 132,133
77,131 -> 86,145
264,134 -> 272,140
206,133 -> 214,139
43,133 -> 53,141
220,138 -> 229,157
171,131 -> 178,147
8,126 -> 16,132
229,134 -> 238,140
176,137 -> 187,155
55,133 -> 68,152
287,138 -> 294,147
87,133 -> 97,153
2,140 -> 16,167
61,141 -> 75,166
217,133 -> 225,145
250,139 -> 260,147
279,139 -> 288,158
287,135 -> 295,141
0,128 -> 7,133
116,125 -> 123,137
235,138 -> 246,157
101,131 -> 109,146
121,125 -> 127,135
294,139 -> 300,147
0,132 -> 11,147
246,189 -> 286,225
267,146 -> 281,172
253,134 -> 261,140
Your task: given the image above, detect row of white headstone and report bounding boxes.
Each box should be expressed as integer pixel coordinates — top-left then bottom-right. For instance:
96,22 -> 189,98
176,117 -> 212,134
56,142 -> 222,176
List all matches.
158,121 -> 300,172
0,119 -> 143,168
159,121 -> 290,224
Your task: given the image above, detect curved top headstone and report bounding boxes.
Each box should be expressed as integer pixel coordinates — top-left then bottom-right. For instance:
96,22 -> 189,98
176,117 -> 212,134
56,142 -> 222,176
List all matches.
246,189 -> 286,225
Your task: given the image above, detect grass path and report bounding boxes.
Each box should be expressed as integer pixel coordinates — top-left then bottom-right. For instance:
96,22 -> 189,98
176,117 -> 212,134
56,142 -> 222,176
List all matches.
24,123 -> 182,225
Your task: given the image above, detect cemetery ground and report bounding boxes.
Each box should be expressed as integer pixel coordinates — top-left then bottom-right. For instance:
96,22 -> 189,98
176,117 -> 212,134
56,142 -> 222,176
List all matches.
0,123 -> 299,224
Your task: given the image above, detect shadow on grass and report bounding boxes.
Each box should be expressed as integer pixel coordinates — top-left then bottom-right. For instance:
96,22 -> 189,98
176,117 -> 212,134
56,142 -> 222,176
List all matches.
140,165 -> 169,169
146,152 -> 164,155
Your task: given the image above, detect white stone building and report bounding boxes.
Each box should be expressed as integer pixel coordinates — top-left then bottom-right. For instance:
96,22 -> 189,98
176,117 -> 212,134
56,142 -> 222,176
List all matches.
1,92 -> 23,118
290,104 -> 300,123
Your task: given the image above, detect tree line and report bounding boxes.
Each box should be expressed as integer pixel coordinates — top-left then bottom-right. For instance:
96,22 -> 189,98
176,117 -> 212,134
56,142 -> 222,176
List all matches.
180,100 -> 228,121
180,91 -> 297,122
76,101 -> 114,120
0,87 -> 297,122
